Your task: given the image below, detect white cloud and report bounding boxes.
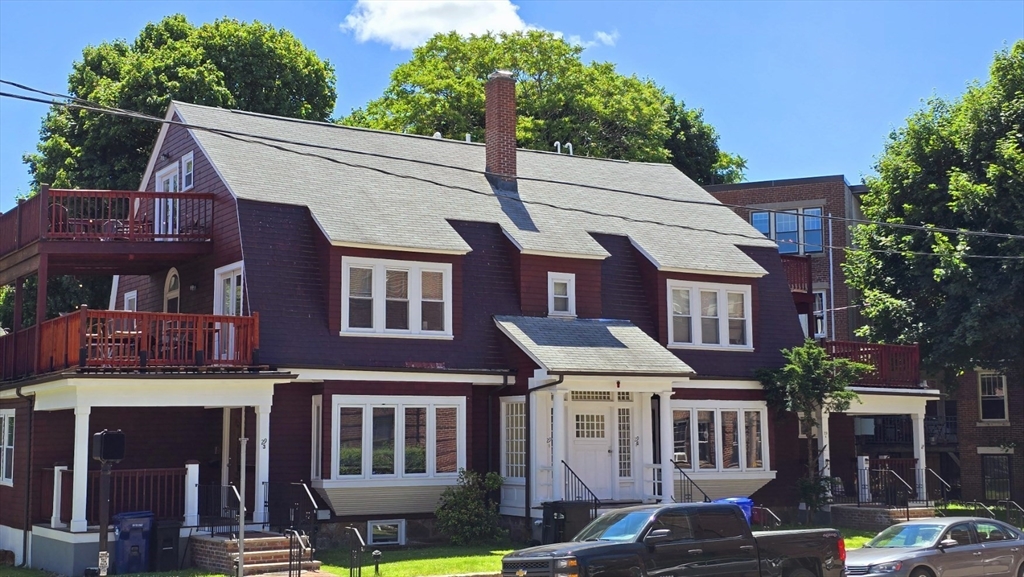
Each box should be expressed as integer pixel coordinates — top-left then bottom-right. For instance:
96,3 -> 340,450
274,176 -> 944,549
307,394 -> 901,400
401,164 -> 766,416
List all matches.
341,0 -> 529,50
340,1 -> 620,51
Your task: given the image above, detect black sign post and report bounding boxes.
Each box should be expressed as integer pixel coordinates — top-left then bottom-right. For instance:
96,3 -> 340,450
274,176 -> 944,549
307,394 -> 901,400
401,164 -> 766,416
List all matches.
93,430 -> 125,577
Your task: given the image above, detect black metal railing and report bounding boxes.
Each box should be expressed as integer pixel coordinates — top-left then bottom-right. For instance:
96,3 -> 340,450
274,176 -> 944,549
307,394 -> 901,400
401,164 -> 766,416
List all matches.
997,500 -> 1024,529
925,415 -> 958,445
561,461 -> 600,519
265,481 -> 322,559
752,505 -> 782,529
925,468 -> 951,504
196,484 -> 243,536
340,526 -> 365,577
670,460 -> 711,503
284,528 -> 312,577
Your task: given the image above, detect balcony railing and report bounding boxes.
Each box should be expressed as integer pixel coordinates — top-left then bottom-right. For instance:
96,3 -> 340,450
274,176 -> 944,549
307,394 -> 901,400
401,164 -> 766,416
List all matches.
825,340 -> 920,387
780,254 -> 813,293
925,415 -> 958,445
0,307 -> 259,380
0,187 -> 214,255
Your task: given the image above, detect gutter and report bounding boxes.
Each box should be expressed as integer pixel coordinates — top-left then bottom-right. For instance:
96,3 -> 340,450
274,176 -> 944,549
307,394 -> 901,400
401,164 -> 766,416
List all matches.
525,374 -> 564,522
15,386 -> 34,567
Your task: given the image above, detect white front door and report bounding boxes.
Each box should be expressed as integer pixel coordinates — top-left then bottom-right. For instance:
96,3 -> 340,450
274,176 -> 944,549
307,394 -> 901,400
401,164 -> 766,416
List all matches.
213,263 -> 244,360
569,407 -> 614,499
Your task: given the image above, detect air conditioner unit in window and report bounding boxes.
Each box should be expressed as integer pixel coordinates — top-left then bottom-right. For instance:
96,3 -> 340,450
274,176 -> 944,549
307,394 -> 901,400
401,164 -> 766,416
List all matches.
673,452 -> 688,464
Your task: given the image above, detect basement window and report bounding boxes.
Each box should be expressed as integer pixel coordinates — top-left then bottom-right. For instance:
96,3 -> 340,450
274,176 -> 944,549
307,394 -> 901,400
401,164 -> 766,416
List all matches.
368,520 -> 405,545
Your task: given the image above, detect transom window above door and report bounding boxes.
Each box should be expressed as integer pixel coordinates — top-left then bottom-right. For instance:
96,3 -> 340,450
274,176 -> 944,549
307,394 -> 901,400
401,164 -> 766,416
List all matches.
341,257 -> 453,338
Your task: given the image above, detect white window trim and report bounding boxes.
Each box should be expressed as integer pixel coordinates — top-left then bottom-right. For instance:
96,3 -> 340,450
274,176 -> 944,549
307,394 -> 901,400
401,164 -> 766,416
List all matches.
213,261 -> 245,316
367,519 -> 406,545
812,290 -> 827,339
311,395 -> 323,481
547,272 -> 576,317
341,256 -> 454,339
667,280 -> 753,350
669,400 -> 769,473
501,396 -> 527,482
123,290 -> 138,312
181,152 -> 194,191
0,408 -> 14,486
328,395 -> 466,487
750,207 -> 823,255
155,163 -> 179,192
163,268 -> 181,313
978,372 -> 1009,422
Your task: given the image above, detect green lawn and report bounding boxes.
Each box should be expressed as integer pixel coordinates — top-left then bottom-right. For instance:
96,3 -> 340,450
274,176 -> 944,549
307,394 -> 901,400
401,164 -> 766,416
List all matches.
318,542 -> 513,577
766,524 -> 877,550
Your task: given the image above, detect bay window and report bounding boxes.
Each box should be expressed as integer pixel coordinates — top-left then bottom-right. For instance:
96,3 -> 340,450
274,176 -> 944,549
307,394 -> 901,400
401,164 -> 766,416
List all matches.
331,396 -> 465,482
671,403 -> 768,472
342,257 -> 453,337
668,281 -> 753,349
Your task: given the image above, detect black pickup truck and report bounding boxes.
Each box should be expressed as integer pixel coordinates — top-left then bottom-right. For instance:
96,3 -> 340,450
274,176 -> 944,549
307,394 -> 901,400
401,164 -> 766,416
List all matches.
502,503 -> 845,577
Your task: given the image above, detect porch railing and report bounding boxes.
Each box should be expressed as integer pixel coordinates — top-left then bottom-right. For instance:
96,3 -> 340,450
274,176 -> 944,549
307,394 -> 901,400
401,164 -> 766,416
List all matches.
33,306 -> 259,374
265,481 -> 322,559
86,467 -> 186,524
197,484 -> 244,535
825,341 -> 920,387
561,460 -> 600,519
0,325 -> 37,381
670,460 -> 711,503
925,415 -> 958,445
780,254 -> 813,293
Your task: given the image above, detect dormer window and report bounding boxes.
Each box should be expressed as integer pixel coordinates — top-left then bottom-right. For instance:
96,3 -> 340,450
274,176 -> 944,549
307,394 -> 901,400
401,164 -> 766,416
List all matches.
181,152 -> 194,190
341,257 -> 453,338
548,272 -> 576,317
668,280 -> 752,350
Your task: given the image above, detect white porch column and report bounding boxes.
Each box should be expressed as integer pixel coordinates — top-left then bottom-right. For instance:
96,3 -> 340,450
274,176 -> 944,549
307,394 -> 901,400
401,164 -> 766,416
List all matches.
253,405 -> 271,523
911,412 -> 927,500
51,465 -> 68,528
658,392 -> 674,502
184,461 -> 200,526
816,408 -> 831,479
70,406 -> 91,532
640,394 -> 653,500
552,391 -> 566,501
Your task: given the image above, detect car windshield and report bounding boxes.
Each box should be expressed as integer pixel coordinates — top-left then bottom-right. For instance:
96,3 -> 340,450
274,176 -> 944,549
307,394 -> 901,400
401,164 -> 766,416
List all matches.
573,510 -> 653,542
864,524 -> 945,548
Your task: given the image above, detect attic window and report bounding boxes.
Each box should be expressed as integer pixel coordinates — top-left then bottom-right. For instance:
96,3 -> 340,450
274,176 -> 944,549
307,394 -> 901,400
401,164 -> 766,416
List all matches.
181,152 -> 194,190
548,272 -> 576,317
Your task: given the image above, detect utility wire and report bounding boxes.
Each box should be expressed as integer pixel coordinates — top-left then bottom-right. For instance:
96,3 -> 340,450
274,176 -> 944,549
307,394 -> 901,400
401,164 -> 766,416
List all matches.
3,83 -> 1024,261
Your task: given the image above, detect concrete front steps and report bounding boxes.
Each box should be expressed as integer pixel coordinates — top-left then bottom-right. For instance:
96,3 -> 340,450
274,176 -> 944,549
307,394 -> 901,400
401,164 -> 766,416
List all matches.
191,532 -> 322,575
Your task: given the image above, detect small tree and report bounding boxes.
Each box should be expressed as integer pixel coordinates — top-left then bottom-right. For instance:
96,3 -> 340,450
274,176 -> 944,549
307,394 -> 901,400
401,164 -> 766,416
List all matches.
435,469 -> 506,545
757,339 -> 871,509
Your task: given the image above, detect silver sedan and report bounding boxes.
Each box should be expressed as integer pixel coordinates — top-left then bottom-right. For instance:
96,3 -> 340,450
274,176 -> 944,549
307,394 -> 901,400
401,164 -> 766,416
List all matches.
845,517 -> 1024,577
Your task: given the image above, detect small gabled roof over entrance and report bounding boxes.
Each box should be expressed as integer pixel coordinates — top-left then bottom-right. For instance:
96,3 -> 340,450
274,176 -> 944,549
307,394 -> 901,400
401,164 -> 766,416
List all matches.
494,316 -> 694,377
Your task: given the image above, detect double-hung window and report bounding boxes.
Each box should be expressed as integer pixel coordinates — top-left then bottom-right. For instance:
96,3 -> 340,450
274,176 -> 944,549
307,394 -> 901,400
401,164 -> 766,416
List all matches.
548,272 -> 576,316
812,291 -> 827,338
671,403 -> 768,472
331,396 -> 465,482
979,373 -> 1008,421
750,207 -> 823,254
181,152 -> 194,190
342,257 -> 453,337
0,409 -> 14,485
668,281 -> 752,349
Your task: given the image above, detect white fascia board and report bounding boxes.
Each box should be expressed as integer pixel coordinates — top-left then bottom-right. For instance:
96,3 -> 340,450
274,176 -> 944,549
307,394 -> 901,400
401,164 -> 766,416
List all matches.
284,368 -> 507,385
29,376 -> 281,411
181,112 -> 240,201
138,104 -> 177,192
849,386 -> 942,397
330,240 -> 469,256
677,380 -> 763,390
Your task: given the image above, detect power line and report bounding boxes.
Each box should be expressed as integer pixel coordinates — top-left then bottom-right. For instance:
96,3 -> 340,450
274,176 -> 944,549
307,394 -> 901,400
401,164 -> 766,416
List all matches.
3,83 -> 1023,262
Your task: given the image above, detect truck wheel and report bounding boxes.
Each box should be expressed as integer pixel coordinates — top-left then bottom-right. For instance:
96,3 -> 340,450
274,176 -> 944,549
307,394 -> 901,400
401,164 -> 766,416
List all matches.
784,569 -> 814,577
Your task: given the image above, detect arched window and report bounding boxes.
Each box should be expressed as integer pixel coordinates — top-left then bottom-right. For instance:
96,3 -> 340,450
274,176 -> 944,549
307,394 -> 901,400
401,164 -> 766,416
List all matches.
164,268 -> 181,313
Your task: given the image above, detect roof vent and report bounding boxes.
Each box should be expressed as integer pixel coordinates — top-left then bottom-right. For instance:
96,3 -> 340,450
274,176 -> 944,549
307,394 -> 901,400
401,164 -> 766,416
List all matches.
554,141 -> 561,153
566,143 -> 573,156
466,133 -> 472,142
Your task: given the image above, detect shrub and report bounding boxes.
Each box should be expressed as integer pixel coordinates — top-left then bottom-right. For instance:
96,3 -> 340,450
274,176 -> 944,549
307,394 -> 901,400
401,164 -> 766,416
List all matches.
435,469 -> 506,545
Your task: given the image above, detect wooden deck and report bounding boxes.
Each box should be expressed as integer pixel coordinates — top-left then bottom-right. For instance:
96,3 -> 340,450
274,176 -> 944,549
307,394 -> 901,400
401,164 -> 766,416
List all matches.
826,340 -> 921,388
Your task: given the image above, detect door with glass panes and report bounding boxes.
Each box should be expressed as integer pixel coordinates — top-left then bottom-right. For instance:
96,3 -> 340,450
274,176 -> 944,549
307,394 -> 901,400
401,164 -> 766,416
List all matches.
214,265 -> 243,360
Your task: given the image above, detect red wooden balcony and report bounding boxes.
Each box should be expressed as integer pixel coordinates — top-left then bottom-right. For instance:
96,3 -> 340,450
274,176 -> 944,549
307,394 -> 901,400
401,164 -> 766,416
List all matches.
825,340 -> 921,388
0,187 -> 214,285
1,307 -> 260,381
780,254 -> 813,294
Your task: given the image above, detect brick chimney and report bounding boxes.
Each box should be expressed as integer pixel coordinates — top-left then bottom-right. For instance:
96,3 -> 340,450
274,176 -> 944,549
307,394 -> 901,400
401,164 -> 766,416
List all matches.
485,70 -> 516,182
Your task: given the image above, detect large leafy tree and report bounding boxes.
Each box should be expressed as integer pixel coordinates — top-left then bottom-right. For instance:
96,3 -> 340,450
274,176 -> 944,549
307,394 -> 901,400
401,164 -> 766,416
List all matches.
4,15 -> 337,324
343,31 -> 744,184
844,42 -> 1024,377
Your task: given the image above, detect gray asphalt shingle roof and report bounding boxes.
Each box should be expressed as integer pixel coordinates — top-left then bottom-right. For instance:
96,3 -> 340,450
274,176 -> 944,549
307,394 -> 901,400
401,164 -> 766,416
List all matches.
494,316 -> 694,376
174,101 -> 775,275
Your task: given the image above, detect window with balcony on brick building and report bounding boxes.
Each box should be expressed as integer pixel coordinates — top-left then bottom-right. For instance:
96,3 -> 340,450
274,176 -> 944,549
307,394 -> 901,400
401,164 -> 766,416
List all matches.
751,208 -> 823,254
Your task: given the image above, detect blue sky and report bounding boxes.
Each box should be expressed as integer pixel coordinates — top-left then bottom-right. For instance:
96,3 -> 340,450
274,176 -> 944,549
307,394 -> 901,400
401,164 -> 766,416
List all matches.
1,0 -> 1021,212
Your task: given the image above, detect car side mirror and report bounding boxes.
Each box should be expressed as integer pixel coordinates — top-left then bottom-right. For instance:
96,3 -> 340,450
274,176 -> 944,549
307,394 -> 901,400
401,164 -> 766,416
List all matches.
644,529 -> 672,545
938,539 -> 959,549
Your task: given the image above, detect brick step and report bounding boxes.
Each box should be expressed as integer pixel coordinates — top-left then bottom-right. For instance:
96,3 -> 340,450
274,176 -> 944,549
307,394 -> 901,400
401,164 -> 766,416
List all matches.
223,536 -> 301,553
240,560 -> 322,576
232,548 -> 315,565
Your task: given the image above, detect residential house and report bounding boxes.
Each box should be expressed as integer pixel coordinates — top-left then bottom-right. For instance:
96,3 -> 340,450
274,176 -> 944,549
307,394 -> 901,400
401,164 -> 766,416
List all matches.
707,176 -> 1022,508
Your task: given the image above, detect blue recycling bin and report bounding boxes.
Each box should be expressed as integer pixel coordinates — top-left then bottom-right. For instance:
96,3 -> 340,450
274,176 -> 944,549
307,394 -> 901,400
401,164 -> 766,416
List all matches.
112,511 -> 154,574
714,497 -> 753,524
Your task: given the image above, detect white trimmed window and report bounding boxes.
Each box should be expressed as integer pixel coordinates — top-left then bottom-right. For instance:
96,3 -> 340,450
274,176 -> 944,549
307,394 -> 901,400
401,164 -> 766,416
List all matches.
668,281 -> 753,349
548,272 -> 576,316
671,402 -> 768,472
341,257 -> 453,338
368,520 -> 406,545
502,398 -> 526,480
330,396 -> 465,483
751,208 -> 823,254
123,290 -> 138,312
979,373 -> 1008,421
0,409 -> 14,485
812,291 -> 827,338
181,152 -> 194,191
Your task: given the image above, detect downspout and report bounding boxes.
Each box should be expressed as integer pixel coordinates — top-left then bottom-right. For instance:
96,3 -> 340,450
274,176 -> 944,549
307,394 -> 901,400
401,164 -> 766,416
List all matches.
15,386 -> 34,567
487,373 -> 512,473
828,212 -> 836,341
524,374 -> 564,522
